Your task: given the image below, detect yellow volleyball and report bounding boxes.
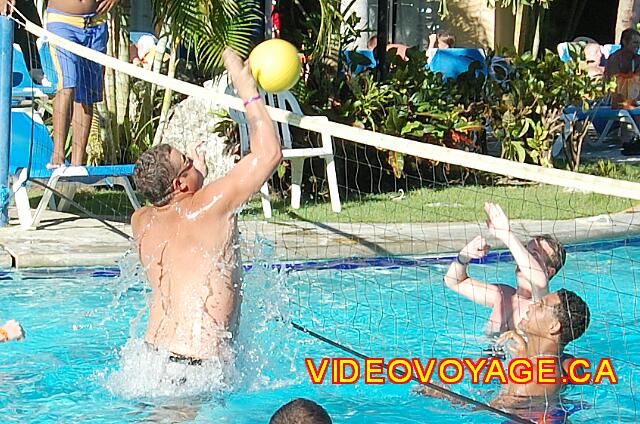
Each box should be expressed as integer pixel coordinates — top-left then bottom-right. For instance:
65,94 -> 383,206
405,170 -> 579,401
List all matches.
249,39 -> 302,92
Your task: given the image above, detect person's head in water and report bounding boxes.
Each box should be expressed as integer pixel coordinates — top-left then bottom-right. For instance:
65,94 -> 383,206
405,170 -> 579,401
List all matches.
519,289 -> 590,348
270,398 -> 332,424
516,234 -> 566,280
134,144 -> 201,206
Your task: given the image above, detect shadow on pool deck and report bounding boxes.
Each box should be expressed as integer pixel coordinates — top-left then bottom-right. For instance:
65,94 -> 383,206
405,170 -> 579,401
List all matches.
1,204 -> 640,269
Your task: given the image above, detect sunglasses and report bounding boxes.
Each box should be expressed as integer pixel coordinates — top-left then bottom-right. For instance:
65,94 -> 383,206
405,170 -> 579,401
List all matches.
174,153 -> 193,181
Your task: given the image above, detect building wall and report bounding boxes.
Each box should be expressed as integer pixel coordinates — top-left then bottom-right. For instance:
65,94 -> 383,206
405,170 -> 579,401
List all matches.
130,0 -> 154,33
349,0 -> 513,52
444,0 -> 495,49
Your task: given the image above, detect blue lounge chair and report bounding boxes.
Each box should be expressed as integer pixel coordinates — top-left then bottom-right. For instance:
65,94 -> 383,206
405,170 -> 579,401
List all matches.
429,48 -> 487,80
554,103 -> 640,157
12,44 -> 56,104
9,110 -> 140,229
36,40 -> 59,90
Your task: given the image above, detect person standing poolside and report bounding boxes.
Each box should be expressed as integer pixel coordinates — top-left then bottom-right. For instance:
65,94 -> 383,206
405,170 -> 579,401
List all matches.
444,202 -> 565,336
46,0 -> 118,168
0,0 -> 10,15
132,48 -> 282,362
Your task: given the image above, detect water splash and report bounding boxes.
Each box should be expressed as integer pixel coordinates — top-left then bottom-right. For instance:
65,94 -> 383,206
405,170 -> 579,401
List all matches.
235,234 -> 300,392
104,234 -> 302,399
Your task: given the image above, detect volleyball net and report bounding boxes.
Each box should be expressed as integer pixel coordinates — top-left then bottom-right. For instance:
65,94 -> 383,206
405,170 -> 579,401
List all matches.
7,9 -> 640,423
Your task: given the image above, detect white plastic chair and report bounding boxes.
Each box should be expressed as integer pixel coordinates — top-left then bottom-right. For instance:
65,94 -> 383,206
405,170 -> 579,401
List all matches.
228,90 -> 341,218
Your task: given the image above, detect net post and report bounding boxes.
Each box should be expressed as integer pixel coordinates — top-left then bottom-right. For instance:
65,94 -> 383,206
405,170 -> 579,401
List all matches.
0,15 -> 14,227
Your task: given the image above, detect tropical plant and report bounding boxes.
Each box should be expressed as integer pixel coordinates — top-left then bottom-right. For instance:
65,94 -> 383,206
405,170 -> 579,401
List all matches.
146,0 -> 261,147
484,50 -> 612,169
151,0 -> 261,72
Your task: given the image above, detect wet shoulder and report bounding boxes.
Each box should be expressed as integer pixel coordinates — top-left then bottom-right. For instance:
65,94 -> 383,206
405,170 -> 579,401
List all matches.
131,206 -> 152,237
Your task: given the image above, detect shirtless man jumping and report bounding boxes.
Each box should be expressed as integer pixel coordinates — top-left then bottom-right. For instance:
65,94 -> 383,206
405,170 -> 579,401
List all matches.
132,48 -> 282,362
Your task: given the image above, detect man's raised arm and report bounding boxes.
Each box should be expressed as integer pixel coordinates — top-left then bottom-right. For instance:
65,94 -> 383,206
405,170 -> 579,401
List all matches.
444,235 -> 500,307
197,48 -> 282,213
484,202 -> 549,300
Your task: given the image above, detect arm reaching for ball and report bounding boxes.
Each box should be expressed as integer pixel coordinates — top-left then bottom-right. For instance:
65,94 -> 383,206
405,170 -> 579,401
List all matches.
193,48 -> 282,215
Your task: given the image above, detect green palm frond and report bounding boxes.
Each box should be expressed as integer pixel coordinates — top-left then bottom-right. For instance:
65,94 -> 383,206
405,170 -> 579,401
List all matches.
195,1 -> 261,71
151,0 -> 261,73
152,0 -> 201,41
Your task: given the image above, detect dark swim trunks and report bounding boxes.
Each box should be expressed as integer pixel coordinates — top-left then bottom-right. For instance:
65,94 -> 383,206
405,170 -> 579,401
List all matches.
168,352 -> 203,367
145,342 -> 204,367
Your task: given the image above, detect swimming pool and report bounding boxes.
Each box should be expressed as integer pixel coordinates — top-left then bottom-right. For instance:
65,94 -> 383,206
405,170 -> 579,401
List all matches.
0,237 -> 638,423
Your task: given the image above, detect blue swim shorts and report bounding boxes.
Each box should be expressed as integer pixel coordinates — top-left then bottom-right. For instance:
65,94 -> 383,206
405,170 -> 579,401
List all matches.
46,8 -> 108,104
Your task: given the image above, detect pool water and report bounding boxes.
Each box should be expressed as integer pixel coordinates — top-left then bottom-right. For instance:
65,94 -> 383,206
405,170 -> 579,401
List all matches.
0,238 -> 638,423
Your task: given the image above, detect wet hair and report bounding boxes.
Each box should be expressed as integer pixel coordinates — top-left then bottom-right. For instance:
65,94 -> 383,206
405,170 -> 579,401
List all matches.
553,289 -> 590,346
133,144 -> 180,206
531,234 -> 566,274
437,31 -> 455,47
270,398 -> 332,424
620,28 -> 640,47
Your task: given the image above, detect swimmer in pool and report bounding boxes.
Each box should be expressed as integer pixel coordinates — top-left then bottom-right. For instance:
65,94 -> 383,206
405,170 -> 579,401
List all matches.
417,289 -> 590,409
444,202 -> 566,334
132,48 -> 282,363
442,203 -> 582,374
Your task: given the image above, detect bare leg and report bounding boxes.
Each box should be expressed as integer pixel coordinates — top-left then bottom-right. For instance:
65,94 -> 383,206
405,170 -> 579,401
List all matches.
71,101 -> 93,165
50,88 -> 74,167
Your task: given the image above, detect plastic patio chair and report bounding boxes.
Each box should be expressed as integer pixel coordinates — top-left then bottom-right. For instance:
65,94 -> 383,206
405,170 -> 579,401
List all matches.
9,110 -> 140,230
227,89 -> 341,219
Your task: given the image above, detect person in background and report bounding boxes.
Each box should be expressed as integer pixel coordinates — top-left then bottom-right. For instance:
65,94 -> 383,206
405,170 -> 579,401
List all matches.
129,34 -> 170,70
444,203 -> 565,336
0,320 -> 24,342
367,34 -> 409,60
426,31 -> 455,63
417,289 -> 590,410
45,0 -> 119,168
270,398 -> 333,424
604,28 -> 640,153
582,42 -> 605,78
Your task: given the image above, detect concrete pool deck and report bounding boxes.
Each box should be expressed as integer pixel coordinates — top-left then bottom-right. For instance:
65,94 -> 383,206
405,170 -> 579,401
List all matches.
1,205 -> 640,269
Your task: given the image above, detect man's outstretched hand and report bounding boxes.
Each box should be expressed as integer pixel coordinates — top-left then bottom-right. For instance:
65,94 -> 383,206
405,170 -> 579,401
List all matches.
495,330 -> 526,357
222,47 -> 259,103
484,202 -> 511,242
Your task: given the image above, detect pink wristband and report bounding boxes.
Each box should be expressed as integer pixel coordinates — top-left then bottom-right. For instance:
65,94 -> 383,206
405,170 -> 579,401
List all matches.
243,95 -> 262,107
